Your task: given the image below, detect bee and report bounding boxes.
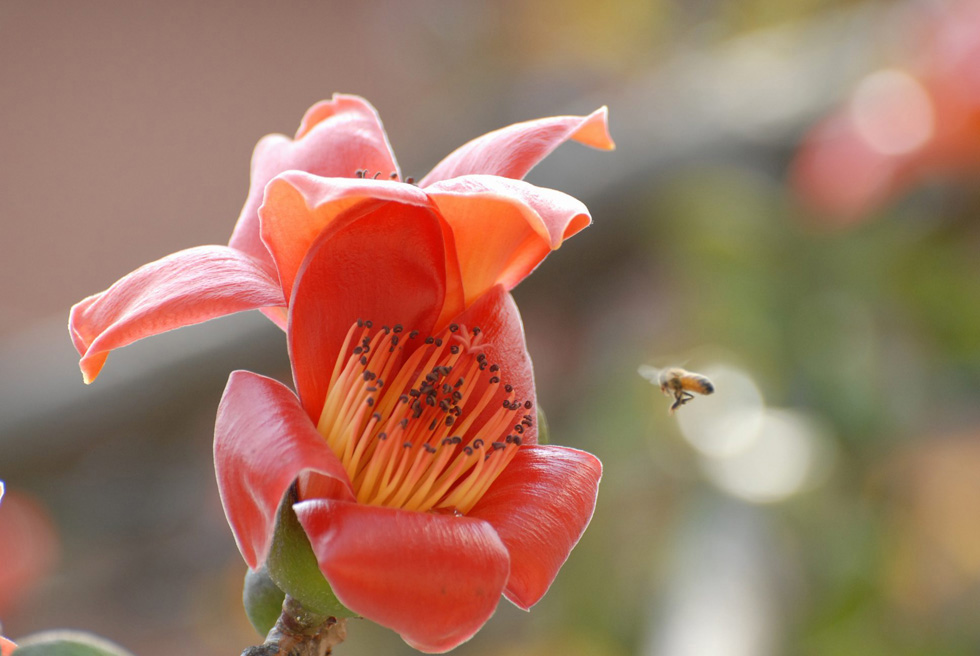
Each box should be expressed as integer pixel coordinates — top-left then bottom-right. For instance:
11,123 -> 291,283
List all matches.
638,365 -> 715,415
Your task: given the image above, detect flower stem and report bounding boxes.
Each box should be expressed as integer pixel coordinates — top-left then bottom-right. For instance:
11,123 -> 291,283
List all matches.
242,596 -> 347,656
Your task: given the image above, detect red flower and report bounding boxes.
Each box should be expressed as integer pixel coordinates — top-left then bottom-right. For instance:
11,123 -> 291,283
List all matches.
791,1 -> 980,223
214,170 -> 604,652
69,94 -> 614,383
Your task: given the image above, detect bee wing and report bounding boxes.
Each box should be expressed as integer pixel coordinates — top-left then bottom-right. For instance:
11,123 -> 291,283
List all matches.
637,364 -> 661,383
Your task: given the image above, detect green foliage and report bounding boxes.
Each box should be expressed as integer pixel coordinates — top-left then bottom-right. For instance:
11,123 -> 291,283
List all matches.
13,632 -> 134,656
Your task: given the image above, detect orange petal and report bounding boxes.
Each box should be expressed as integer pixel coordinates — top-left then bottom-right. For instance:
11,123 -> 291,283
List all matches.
259,172 -> 431,305
69,246 -> 285,383
420,107 -> 614,187
294,499 -> 509,653
426,175 -> 591,305
288,200 -> 456,421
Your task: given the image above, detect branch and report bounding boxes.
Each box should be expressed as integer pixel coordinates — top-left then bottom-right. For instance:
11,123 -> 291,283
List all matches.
243,596 -> 347,656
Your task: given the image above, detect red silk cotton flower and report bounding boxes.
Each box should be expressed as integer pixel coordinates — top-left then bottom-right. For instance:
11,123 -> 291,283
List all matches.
69,93 -> 614,384
69,95 -> 612,652
214,181 -> 604,649
213,160 -> 607,650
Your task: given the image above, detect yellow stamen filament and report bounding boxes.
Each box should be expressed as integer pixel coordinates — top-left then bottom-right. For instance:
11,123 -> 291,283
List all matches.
314,321 -> 531,515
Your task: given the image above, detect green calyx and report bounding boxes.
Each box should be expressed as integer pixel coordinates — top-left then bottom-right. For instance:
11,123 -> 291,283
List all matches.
263,485 -> 355,620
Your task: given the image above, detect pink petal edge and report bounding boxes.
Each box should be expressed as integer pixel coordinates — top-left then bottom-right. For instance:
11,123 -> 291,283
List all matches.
70,245 -> 285,383
420,107 -> 615,187
214,371 -> 354,569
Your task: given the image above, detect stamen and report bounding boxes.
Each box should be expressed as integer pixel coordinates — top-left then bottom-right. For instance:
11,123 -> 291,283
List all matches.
314,320 -> 526,514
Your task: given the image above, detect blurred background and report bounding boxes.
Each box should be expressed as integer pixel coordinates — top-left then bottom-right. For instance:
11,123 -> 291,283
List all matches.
2,0 -> 980,654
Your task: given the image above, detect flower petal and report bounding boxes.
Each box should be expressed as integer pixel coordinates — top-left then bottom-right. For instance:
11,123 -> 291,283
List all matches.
214,371 -> 354,570
69,246 -> 285,384
468,444 -> 601,610
420,106 -> 614,187
427,175 -> 591,304
0,636 -> 15,656
448,285 -> 538,444
288,200 -> 460,421
228,94 -> 400,267
258,171 -> 432,306
294,499 -> 509,653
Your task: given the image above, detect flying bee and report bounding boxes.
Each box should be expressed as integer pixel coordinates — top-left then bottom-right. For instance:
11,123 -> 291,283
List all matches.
638,365 -> 715,415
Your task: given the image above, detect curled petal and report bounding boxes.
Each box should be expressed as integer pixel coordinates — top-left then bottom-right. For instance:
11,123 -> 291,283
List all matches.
259,172 -> 432,306
214,371 -> 354,570
69,246 -> 285,383
229,94 -> 400,266
468,445 -> 601,609
427,175 -> 591,304
420,106 -> 614,187
288,200 -> 459,421
448,285 -> 537,444
294,499 -> 510,653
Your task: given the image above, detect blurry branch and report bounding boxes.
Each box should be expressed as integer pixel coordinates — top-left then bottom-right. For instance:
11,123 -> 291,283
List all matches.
531,4 -> 884,199
0,5 -> 885,465
0,312 -> 288,467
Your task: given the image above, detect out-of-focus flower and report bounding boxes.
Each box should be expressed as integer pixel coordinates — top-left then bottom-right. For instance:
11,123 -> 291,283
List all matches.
0,636 -> 16,656
879,432 -> 980,619
0,486 -> 60,616
69,94 -> 614,383
214,168 -> 605,652
791,1 -> 980,223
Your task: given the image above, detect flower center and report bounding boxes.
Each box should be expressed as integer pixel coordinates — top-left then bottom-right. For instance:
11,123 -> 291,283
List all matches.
315,320 -> 531,514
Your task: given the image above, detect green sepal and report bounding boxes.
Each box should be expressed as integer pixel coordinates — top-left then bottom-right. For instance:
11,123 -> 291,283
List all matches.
13,631 -> 134,656
264,484 -> 355,618
243,566 -> 286,635
536,405 -> 550,444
